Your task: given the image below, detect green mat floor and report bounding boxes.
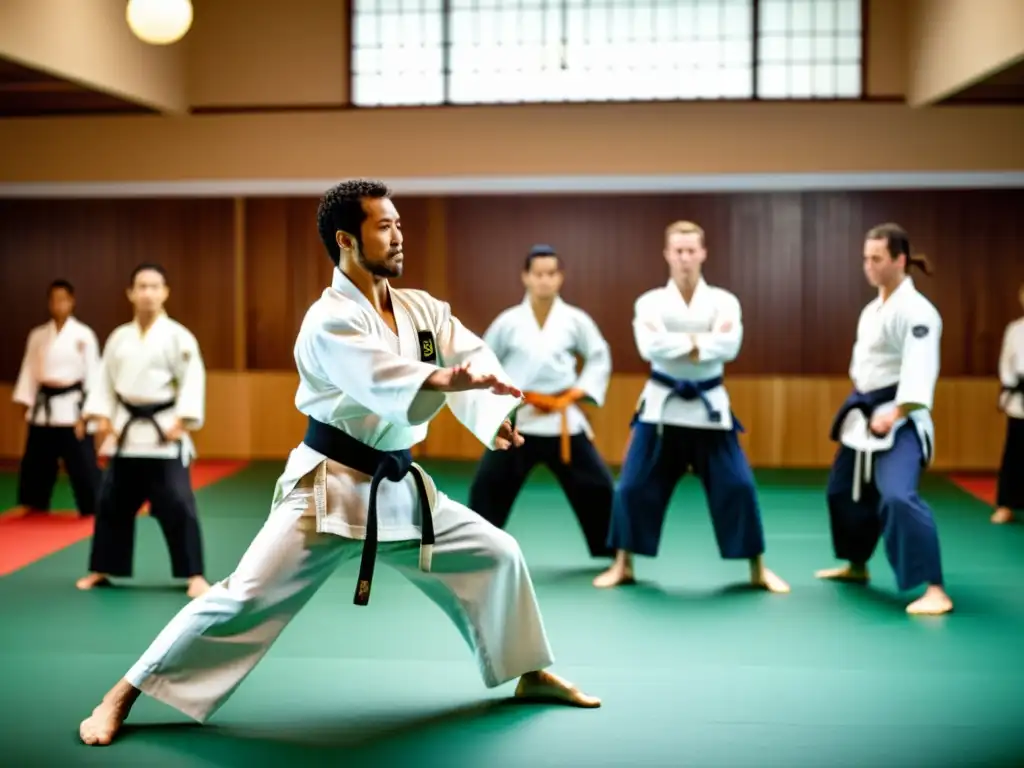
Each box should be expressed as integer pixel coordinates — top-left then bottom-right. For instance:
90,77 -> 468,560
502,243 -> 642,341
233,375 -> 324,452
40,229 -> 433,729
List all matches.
1,462 -> 1023,767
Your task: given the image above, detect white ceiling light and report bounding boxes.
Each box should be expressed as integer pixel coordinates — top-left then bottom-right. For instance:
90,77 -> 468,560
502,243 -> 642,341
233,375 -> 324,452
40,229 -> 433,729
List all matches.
126,0 -> 194,45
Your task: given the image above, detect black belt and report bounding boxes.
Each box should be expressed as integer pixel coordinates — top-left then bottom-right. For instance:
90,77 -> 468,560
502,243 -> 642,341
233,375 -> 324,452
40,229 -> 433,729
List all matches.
115,395 -> 178,456
1001,379 -> 1024,398
829,384 -> 899,441
302,416 -> 434,607
31,381 -> 84,425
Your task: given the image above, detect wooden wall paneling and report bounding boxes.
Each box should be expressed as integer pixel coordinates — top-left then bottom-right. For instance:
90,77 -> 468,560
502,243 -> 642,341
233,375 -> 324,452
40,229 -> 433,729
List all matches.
0,198 -> 236,380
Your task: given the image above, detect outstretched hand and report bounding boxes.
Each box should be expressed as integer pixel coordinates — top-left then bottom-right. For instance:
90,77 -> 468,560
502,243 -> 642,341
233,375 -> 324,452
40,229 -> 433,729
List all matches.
494,419 -> 524,451
428,362 -> 524,398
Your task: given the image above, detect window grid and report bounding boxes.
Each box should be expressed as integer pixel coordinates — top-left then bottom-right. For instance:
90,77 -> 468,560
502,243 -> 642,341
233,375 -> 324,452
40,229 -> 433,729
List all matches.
350,0 -> 863,107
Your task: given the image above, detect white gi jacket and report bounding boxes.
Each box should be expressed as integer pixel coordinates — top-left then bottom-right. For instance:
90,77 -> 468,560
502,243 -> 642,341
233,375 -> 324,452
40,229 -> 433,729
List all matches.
836,276 -> 942,498
482,294 -> 611,437
83,313 -> 206,465
632,278 -> 742,431
272,269 -> 522,542
13,316 -> 100,428
998,317 -> 1024,420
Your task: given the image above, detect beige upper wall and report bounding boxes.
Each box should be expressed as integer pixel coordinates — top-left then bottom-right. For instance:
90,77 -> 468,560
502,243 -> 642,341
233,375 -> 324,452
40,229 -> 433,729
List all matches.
187,0 -> 348,107
185,0 -> 903,108
908,0 -> 1024,106
0,0 -> 188,113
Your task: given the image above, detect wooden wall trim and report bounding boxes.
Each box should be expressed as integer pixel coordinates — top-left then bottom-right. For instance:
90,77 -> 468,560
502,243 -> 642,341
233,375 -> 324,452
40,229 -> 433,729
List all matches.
0,375 -> 1008,471
3,171 -> 1024,199
232,197 -> 247,371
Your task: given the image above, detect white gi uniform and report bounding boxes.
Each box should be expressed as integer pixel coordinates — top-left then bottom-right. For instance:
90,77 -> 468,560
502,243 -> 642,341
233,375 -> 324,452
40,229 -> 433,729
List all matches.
12,316 -> 102,514
123,270 -> 555,723
825,276 -> 945,591
608,277 -> 765,560
996,316 -> 1024,509
632,278 -> 741,431
467,294 -> 615,557
81,313 -> 207,580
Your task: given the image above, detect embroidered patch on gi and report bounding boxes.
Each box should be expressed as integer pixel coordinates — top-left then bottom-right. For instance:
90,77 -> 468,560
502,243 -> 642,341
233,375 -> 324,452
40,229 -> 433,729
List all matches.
76,340 -> 86,353
912,325 -> 929,339
418,331 -> 438,364
182,349 -> 191,362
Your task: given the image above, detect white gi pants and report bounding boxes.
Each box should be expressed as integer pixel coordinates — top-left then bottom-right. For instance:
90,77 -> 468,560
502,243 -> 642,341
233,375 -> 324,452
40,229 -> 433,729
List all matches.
123,466 -> 556,723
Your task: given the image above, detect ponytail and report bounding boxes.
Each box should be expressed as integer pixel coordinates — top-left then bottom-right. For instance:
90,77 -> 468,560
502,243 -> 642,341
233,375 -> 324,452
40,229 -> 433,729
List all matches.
908,253 -> 932,276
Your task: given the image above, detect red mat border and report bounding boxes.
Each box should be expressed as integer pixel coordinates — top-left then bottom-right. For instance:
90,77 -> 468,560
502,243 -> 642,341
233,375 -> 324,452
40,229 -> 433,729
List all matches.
0,460 -> 247,577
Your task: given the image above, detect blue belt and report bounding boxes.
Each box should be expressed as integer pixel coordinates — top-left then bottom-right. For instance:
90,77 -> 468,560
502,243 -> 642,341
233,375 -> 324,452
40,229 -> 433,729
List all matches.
303,416 -> 433,607
829,384 -> 899,441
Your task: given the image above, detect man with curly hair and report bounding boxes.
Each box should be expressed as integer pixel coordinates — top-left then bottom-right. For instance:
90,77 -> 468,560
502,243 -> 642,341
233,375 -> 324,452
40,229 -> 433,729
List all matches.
79,179 -> 600,747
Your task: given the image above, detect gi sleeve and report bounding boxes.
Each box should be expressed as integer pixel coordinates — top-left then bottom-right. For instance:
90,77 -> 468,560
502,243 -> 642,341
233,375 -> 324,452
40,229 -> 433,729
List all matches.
304,306 -> 446,427
434,301 -> 521,449
83,331 -> 120,422
12,329 -> 39,410
571,309 -> 612,406
174,331 -> 206,430
895,303 -> 942,411
998,322 -> 1018,388
998,322 -> 1019,410
691,293 -> 743,364
633,294 -> 696,363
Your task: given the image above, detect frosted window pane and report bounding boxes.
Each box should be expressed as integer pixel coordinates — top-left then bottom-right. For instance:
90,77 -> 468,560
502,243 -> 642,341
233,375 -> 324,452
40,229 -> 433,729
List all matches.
758,64 -> 789,98
790,34 -> 814,61
814,0 -> 837,33
724,0 -> 753,36
813,64 -> 837,96
759,0 -> 788,33
790,0 -> 813,32
837,35 -> 861,61
353,13 -> 378,47
760,35 -> 787,63
814,36 -> 837,60
836,63 -> 861,96
697,3 -> 723,37
788,65 -> 813,97
352,47 -> 380,76
837,0 -> 861,31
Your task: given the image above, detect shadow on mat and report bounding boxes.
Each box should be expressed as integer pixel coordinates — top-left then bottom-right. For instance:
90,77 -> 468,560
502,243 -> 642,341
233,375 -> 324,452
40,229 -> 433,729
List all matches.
112,697 -> 551,762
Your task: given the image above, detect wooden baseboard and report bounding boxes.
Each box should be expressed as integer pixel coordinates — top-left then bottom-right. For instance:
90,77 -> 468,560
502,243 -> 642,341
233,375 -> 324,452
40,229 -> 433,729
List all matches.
0,373 -> 1006,470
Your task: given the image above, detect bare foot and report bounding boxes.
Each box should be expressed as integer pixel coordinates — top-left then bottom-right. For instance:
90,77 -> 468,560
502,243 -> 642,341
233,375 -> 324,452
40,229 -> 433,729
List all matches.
814,564 -> 869,584
514,670 -> 601,708
593,551 -> 635,588
991,507 -> 1014,524
906,585 -> 953,615
187,576 -> 211,598
751,563 -> 790,593
76,572 -> 111,590
79,679 -> 141,746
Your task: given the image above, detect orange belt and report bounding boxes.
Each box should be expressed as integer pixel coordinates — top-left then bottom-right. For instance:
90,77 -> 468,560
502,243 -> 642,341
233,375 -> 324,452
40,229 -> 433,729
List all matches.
522,390 -> 584,463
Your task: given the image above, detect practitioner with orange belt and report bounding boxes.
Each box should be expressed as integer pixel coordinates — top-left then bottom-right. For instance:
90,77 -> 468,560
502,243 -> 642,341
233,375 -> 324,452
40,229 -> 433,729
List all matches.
468,244 -> 616,559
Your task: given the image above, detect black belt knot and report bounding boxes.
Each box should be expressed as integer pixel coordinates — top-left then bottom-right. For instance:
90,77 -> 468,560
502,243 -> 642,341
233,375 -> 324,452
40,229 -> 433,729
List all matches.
115,395 -> 178,456
32,381 -> 85,425
302,416 -> 434,607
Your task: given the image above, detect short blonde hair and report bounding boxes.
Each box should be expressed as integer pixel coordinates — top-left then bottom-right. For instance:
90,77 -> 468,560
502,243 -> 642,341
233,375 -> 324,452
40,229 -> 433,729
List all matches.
665,220 -> 705,245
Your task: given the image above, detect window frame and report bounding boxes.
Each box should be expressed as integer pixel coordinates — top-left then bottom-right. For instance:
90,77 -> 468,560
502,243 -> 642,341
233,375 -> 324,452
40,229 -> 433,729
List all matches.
346,0 -> 869,108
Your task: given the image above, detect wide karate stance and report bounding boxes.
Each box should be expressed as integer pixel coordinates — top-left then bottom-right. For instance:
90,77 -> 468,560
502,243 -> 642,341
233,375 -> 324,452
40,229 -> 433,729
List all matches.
991,283 -> 1024,525
595,220 -> 789,593
76,264 -> 210,598
468,244 -> 616,559
79,179 -> 599,747
815,223 -> 953,616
